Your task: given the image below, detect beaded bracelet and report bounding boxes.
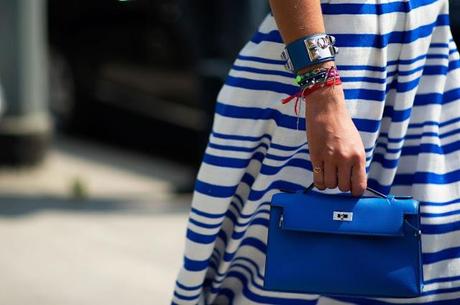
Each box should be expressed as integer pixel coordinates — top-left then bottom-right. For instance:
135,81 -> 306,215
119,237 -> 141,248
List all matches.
296,67 -> 340,88
294,67 -> 330,85
282,74 -> 342,114
281,65 -> 342,119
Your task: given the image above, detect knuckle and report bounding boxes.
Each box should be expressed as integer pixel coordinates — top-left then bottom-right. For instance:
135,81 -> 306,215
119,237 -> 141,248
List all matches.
338,184 -> 350,192
315,183 -> 326,190
325,179 -> 337,189
324,149 -> 336,158
335,150 -> 350,161
352,151 -> 365,163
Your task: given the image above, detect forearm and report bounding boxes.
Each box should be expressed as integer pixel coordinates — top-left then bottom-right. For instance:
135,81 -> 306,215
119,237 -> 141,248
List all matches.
268,0 -> 335,73
268,0 -> 326,44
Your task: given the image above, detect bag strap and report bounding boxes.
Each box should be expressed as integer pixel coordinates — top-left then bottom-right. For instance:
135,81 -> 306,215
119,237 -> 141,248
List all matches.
304,182 -> 388,199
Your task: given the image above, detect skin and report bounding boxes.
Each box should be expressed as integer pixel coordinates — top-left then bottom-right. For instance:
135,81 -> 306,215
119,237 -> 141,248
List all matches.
269,0 -> 367,197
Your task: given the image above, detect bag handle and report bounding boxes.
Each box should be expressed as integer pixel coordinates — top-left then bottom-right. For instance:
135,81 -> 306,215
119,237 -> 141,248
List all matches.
304,182 -> 388,199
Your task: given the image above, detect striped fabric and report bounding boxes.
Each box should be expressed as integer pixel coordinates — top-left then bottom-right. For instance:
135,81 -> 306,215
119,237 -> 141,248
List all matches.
171,0 -> 460,304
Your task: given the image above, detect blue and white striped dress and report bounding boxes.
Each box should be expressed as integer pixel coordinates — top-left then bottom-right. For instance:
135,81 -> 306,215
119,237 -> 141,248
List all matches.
172,0 -> 460,304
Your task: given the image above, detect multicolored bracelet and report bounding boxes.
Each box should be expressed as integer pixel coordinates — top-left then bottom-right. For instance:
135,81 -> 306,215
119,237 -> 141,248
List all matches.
295,66 -> 340,88
281,65 -> 342,117
294,67 -> 330,85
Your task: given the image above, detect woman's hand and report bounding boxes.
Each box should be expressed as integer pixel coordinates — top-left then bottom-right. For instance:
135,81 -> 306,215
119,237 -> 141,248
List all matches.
305,82 -> 367,197
268,0 -> 367,196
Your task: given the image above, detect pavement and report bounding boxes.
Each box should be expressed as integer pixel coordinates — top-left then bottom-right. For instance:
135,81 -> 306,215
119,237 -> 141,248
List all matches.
0,135 -> 194,305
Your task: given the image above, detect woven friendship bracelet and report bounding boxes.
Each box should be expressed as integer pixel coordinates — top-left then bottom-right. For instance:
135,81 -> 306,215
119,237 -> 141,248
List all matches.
296,66 -> 340,88
281,65 -> 342,117
294,67 -> 331,84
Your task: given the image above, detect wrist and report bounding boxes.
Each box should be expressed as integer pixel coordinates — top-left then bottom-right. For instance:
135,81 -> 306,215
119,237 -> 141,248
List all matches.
305,83 -> 346,111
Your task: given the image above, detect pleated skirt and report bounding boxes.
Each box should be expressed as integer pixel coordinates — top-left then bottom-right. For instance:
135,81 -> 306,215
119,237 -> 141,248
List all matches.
172,0 -> 460,304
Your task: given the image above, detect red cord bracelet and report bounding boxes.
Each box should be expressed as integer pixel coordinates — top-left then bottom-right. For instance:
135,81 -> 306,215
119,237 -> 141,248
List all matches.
281,75 -> 342,116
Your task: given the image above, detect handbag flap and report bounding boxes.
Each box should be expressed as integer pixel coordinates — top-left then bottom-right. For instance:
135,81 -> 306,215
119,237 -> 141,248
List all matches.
271,190 -> 405,237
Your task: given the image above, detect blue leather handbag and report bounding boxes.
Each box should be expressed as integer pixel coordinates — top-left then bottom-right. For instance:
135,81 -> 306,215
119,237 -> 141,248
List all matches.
264,182 -> 424,298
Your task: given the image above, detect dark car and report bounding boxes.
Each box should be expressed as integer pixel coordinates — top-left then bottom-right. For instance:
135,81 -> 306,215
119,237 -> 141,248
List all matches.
48,0 -> 269,163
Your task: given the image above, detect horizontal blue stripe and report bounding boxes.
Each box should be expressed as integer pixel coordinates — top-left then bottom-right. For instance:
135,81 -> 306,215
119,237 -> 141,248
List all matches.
427,54 -> 450,60
420,285 -> 460,298
420,197 -> 460,207
409,116 -> 460,129
222,237 -> 267,262
394,167 -> 460,186
183,256 -> 209,272
186,228 -> 218,244
369,152 -> 399,169
225,75 -> 297,95
231,64 -> 294,78
423,64 -> 449,75
190,207 -> 225,219
208,141 -> 269,153
422,220 -> 460,235
173,290 -> 199,302
420,208 -> 460,218
339,64 -> 387,72
375,142 -> 400,154
210,257 -> 265,284
189,217 -> 223,229
390,53 -> 427,66
231,218 -> 269,240
424,246 -> 460,264
399,65 -> 424,76
212,131 -> 272,142
449,59 -> 460,72
424,274 -> 460,285
174,280 -> 202,292
215,101 -> 381,133
431,43 -> 450,48
252,14 -> 447,48
402,140 -> 460,156
237,54 -> 284,66
404,131 -> 439,140
321,0 -> 437,15
341,76 -> 387,84
203,151 -> 264,169
382,104 -> 413,122
400,139 -> 460,156
194,179 -> 237,198
420,209 -> 460,218
226,206 -> 270,228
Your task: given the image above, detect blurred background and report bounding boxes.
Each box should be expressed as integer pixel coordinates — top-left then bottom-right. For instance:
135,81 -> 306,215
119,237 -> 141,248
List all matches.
0,1 -> 269,304
0,1 -> 457,304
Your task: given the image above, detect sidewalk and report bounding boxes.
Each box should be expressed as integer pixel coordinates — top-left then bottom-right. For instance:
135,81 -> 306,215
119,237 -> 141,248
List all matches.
0,136 -> 194,305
